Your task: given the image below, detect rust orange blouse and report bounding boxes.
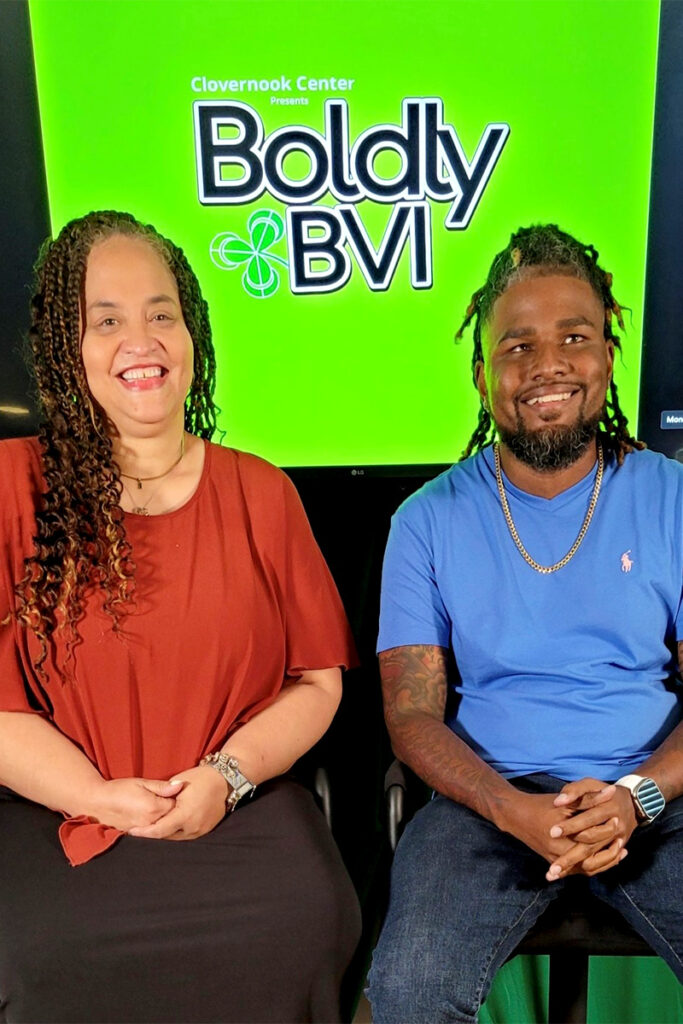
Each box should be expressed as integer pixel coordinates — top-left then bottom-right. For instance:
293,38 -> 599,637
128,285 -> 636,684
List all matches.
0,438 -> 355,866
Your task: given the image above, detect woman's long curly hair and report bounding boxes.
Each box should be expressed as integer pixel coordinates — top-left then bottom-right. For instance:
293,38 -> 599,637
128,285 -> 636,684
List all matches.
455,224 -> 644,464
15,210 -> 219,676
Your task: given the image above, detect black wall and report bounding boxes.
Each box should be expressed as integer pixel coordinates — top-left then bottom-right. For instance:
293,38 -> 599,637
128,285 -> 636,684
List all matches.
639,0 -> 683,458
0,0 -> 47,438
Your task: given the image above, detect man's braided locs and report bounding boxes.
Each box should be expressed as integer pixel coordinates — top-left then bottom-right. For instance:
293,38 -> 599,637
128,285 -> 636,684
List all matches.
455,224 -> 644,464
14,210 -> 219,675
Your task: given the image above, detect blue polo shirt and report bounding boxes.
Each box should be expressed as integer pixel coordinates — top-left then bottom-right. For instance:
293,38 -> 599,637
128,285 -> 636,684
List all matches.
378,446 -> 683,781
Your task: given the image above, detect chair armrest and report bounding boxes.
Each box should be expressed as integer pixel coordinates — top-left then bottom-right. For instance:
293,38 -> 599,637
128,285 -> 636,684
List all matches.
384,760 -> 408,852
314,765 -> 333,830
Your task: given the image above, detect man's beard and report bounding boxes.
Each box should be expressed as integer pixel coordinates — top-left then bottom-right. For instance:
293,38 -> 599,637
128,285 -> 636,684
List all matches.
496,407 -> 603,472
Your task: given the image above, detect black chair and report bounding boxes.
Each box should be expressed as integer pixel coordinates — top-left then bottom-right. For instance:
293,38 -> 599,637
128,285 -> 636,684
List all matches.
515,888 -> 654,1024
386,762 -> 656,1024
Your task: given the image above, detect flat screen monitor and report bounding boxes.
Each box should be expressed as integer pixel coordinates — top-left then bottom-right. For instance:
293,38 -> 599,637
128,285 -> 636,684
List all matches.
27,0 -> 659,467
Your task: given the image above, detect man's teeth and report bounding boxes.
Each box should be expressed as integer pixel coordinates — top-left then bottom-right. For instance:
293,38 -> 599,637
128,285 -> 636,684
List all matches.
121,367 -> 163,381
526,392 -> 572,406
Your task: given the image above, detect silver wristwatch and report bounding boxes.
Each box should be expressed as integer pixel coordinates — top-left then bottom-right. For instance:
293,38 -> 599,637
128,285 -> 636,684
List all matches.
199,752 -> 256,812
615,773 -> 665,825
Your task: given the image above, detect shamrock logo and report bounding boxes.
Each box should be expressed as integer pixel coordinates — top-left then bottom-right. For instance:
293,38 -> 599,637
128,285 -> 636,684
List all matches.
210,210 -> 288,299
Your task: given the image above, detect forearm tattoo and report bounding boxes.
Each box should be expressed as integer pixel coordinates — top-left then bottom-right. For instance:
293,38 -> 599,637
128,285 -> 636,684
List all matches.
379,645 -> 512,822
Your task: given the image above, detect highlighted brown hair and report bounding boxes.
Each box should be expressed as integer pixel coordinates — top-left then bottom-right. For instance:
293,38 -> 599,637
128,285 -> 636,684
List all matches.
15,211 -> 218,676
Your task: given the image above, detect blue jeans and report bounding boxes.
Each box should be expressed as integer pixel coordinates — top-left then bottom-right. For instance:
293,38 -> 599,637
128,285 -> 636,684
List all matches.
367,774 -> 683,1024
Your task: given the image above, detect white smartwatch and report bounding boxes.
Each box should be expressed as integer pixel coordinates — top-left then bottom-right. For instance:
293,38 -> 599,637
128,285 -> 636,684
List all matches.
615,774 -> 665,825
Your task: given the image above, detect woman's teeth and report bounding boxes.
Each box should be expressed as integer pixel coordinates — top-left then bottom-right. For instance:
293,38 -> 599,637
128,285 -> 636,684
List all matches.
121,367 -> 163,381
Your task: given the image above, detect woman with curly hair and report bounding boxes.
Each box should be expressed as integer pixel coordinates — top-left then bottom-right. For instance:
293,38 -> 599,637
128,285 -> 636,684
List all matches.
0,211 -> 360,1023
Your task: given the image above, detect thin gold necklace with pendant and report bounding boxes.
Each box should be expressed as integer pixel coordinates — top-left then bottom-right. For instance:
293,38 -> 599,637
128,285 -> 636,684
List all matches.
121,477 -> 168,516
493,442 -> 604,575
119,436 -> 185,516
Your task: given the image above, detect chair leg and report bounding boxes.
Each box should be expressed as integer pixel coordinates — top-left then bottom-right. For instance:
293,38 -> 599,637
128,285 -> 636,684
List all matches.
548,950 -> 589,1024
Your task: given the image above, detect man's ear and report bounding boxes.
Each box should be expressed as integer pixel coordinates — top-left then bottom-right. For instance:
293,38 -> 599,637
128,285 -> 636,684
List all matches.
605,340 -> 615,386
475,360 -> 488,409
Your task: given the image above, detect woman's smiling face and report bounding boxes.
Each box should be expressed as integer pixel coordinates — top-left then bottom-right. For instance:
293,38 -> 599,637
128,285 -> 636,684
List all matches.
80,234 -> 194,438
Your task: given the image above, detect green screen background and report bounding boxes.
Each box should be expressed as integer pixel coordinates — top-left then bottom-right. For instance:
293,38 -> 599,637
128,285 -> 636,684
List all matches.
30,0 -> 658,468
28,1 -> 682,1020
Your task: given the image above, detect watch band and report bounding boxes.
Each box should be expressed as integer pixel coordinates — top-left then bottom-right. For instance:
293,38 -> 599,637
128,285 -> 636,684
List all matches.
615,773 -> 665,825
199,752 -> 256,812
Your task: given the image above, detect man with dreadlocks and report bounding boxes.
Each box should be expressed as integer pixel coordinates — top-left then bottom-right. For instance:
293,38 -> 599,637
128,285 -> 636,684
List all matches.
368,225 -> 683,1022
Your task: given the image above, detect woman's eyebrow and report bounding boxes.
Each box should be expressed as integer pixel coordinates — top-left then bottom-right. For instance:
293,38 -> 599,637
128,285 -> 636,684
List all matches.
86,294 -> 178,312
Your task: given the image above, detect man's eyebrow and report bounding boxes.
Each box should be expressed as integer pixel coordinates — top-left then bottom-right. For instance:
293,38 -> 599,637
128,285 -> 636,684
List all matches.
556,316 -> 596,329
497,315 -> 597,345
497,325 -> 536,344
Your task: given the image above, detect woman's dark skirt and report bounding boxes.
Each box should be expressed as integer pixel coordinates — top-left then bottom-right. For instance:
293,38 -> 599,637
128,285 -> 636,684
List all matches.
0,778 -> 361,1023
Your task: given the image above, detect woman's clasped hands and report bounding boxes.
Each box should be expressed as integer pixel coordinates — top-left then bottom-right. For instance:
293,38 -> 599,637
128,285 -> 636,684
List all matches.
128,765 -> 229,840
89,766 -> 229,840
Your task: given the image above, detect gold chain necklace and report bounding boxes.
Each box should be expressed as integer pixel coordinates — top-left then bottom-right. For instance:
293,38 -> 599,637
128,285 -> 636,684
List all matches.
120,435 -> 185,490
493,442 -> 604,575
121,477 -> 169,516
119,436 -> 186,516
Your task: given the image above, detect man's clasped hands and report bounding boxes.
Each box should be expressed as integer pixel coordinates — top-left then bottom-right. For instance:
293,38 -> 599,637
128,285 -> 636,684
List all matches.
504,777 -> 637,883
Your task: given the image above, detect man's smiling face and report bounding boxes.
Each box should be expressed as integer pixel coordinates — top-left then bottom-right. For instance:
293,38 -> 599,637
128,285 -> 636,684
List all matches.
476,272 -> 614,470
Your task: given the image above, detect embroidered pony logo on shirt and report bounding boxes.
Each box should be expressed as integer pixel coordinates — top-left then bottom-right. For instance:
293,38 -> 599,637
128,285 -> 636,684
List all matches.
621,550 -> 634,573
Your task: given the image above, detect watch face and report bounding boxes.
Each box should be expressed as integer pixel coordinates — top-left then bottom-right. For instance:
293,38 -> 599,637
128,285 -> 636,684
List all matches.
225,767 -> 245,788
635,778 -> 665,822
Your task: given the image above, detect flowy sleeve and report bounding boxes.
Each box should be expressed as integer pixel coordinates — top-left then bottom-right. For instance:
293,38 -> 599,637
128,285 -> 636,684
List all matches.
0,439 -> 49,716
0,616 -> 46,715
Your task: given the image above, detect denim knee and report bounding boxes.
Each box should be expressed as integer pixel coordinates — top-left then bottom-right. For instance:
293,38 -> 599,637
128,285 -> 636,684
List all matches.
367,948 -> 478,1024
